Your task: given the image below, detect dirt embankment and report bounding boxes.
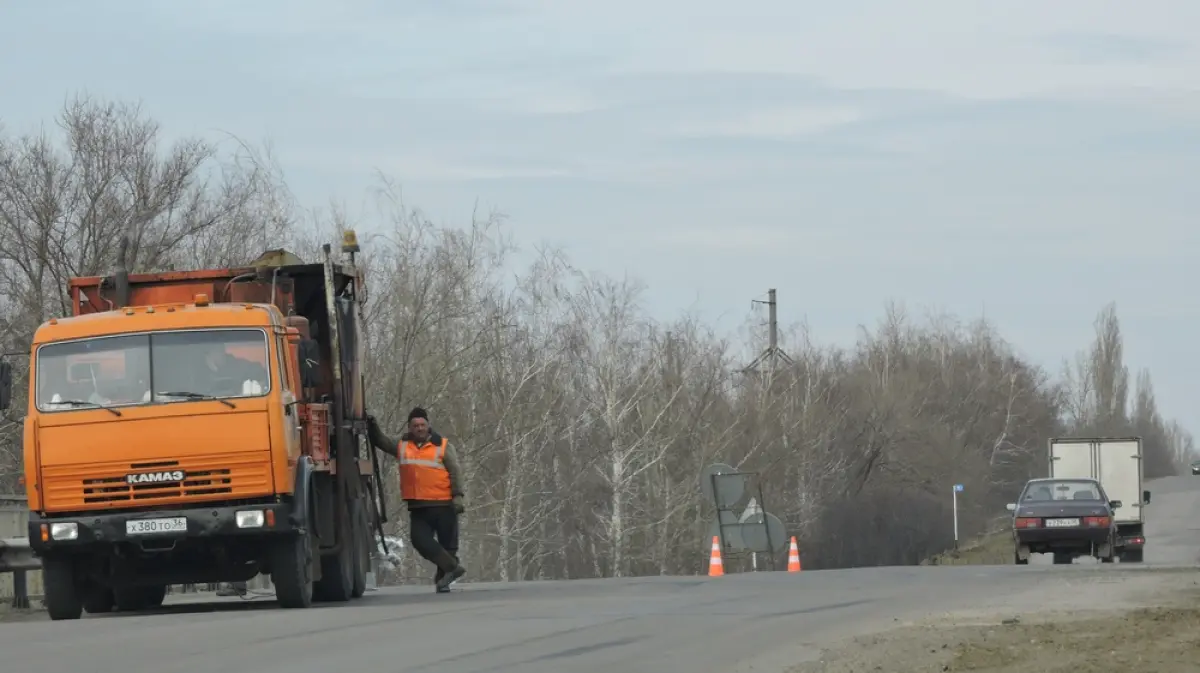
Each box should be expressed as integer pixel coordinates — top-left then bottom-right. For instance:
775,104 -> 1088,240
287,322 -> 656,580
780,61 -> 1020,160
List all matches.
791,575 -> 1200,672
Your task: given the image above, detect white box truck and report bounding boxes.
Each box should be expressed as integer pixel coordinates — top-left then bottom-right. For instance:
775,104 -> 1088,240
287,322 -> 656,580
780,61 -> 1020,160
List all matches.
1048,437 -> 1152,562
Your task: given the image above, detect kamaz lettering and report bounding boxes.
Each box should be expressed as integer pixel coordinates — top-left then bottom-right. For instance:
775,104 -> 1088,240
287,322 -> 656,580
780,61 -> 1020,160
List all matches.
125,470 -> 186,485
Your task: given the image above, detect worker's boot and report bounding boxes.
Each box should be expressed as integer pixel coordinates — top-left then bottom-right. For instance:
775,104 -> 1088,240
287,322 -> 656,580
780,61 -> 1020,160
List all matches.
434,550 -> 465,593
435,565 -> 465,592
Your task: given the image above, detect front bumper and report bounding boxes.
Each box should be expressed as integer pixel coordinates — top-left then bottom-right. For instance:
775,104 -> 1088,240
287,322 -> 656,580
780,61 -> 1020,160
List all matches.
28,502 -> 296,553
1015,526 -> 1111,547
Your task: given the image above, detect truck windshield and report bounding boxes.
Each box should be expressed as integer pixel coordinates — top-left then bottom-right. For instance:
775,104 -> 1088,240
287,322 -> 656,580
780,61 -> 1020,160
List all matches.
35,329 -> 271,412
1021,480 -> 1103,502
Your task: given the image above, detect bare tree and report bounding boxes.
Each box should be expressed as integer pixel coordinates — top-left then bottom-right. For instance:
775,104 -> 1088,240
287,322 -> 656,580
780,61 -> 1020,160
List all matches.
3,95 -> 1194,577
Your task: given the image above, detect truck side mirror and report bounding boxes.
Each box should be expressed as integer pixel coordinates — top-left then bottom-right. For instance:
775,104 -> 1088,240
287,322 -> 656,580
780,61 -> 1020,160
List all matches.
1005,503 -> 1016,512
1109,500 -> 1122,509
1142,490 -> 1151,504
0,359 -> 11,410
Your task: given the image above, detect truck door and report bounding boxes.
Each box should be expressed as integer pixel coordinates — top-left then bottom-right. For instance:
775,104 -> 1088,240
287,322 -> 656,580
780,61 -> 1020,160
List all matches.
1096,439 -> 1143,524
276,333 -> 302,460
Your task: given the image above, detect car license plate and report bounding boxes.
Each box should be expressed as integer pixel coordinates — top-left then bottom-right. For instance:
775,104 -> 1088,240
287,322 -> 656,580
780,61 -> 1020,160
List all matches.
125,517 -> 188,536
1044,518 -> 1080,527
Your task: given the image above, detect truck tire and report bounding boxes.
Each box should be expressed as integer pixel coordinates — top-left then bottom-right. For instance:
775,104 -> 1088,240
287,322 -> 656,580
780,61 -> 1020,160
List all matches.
82,586 -> 115,614
144,584 -> 167,608
42,556 -> 84,621
314,536 -> 355,602
1122,549 -> 1145,563
1052,552 -> 1072,565
272,528 -> 315,609
350,497 -> 370,599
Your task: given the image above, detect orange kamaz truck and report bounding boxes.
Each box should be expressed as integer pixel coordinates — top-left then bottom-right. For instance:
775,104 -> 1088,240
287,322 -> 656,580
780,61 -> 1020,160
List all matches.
2,233 -> 387,620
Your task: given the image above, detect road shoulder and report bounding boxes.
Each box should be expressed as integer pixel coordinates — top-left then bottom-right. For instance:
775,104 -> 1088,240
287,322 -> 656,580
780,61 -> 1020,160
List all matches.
789,570 -> 1200,672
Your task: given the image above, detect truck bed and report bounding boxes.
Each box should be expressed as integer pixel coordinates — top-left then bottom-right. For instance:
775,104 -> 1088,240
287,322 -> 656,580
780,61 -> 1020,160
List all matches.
1049,437 -> 1144,525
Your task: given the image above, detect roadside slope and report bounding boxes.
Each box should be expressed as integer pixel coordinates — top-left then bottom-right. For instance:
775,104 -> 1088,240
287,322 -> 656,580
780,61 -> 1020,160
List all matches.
795,473 -> 1200,671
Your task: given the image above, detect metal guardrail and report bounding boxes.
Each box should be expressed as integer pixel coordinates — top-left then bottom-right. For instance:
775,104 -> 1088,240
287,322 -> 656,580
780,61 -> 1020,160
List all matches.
0,537 -> 37,608
0,494 -> 37,608
0,537 -> 37,572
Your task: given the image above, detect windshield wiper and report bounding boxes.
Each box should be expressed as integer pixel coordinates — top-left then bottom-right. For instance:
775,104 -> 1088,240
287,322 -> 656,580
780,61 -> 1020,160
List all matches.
157,391 -> 237,409
52,399 -> 122,417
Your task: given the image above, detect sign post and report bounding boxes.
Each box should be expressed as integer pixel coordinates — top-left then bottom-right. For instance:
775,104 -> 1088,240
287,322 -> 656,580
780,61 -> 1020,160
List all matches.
953,483 -> 964,549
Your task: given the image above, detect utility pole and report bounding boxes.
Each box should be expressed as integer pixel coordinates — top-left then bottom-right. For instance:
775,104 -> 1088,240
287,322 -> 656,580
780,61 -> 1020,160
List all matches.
743,288 -> 794,375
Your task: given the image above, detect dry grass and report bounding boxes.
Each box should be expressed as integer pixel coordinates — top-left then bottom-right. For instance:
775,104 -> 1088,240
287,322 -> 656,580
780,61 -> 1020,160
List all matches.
793,589 -> 1200,673
922,529 -> 1013,566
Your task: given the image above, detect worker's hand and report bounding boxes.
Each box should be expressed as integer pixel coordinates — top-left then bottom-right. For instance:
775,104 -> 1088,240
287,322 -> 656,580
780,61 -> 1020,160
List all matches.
452,495 -> 465,514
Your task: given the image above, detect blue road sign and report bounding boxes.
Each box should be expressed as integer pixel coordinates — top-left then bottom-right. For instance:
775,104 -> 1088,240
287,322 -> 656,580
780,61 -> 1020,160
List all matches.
954,484 -> 964,493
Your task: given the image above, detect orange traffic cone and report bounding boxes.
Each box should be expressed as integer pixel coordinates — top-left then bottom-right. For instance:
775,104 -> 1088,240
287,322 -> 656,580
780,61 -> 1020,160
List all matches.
787,536 -> 802,572
707,536 -> 725,576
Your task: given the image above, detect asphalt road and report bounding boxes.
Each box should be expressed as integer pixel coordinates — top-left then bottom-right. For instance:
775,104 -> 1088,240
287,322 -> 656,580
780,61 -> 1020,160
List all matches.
3,475 -> 1197,673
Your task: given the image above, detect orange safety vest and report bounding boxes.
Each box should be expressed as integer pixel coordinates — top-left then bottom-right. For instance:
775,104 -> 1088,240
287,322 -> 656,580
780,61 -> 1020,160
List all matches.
398,436 -> 452,501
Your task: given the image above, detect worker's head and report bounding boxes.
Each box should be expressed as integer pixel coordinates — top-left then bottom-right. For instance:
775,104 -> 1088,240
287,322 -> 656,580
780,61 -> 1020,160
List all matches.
407,406 -> 430,442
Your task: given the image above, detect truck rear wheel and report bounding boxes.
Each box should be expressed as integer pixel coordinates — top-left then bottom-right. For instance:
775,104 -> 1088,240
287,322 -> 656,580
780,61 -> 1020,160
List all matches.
314,537 -> 355,602
114,584 -> 166,612
82,586 -> 115,614
1052,552 -> 1072,565
42,557 -> 84,621
143,584 -> 166,608
1121,549 -> 1145,563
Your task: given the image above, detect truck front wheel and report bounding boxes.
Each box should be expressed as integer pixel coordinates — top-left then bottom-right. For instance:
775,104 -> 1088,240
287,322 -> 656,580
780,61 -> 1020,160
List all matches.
272,529 -> 315,609
42,556 -> 84,621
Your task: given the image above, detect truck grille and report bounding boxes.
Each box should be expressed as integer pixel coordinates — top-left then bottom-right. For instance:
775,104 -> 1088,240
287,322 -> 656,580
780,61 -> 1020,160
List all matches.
42,452 -> 273,511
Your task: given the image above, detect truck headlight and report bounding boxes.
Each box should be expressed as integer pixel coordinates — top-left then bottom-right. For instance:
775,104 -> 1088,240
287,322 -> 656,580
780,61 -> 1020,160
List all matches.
235,510 -> 265,529
50,522 -> 79,541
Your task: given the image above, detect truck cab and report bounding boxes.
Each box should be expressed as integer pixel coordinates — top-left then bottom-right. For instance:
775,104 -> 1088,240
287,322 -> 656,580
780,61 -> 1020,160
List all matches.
27,298 -> 302,515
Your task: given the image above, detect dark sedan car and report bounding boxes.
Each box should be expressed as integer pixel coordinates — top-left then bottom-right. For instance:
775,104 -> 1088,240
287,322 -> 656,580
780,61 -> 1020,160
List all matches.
1191,460 -> 1199,476
1008,477 -> 1119,565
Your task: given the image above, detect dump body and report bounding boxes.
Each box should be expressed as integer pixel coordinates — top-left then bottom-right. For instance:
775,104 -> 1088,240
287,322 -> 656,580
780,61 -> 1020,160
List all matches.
17,243 -> 384,619
1048,437 -> 1149,561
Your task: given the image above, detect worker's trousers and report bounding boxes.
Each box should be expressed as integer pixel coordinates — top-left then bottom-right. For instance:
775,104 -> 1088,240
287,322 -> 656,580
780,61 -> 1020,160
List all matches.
409,504 -> 459,579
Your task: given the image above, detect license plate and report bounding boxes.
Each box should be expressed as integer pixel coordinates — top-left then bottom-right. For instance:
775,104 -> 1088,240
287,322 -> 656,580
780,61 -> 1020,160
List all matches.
1044,518 -> 1080,528
125,517 -> 188,536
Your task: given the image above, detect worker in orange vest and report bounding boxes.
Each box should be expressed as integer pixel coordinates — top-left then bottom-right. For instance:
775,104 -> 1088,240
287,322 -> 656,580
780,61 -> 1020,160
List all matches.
367,407 -> 467,592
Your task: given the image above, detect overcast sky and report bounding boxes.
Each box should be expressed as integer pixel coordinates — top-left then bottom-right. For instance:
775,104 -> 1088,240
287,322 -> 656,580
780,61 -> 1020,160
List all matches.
2,1 -> 1197,432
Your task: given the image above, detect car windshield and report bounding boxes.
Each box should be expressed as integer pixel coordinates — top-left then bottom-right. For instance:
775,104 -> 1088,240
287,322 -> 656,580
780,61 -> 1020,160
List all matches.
1021,480 -> 1103,502
35,329 -> 270,412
